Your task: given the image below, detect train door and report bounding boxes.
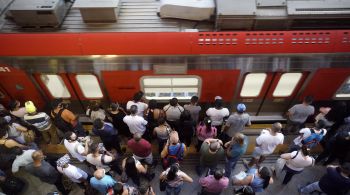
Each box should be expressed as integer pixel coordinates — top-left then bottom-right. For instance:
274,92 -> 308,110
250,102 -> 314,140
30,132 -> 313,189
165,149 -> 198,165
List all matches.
0,65 -> 45,109
34,73 -> 106,114
236,72 -> 308,116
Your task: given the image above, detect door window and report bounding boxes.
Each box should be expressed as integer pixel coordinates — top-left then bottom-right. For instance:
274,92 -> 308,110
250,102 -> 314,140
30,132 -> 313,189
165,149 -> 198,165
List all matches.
273,73 -> 302,97
76,75 -> 103,98
240,73 -> 267,97
334,76 -> 350,99
40,74 -> 71,98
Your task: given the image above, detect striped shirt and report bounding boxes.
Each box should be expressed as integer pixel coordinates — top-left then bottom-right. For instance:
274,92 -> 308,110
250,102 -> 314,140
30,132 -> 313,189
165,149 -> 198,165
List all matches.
24,112 -> 52,131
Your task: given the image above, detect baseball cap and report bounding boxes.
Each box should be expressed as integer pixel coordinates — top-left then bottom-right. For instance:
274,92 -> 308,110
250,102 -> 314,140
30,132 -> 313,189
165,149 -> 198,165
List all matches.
237,103 -> 246,112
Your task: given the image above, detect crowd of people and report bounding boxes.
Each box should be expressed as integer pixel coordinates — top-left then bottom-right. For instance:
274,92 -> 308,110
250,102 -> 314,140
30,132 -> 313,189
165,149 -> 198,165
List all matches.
0,92 -> 349,195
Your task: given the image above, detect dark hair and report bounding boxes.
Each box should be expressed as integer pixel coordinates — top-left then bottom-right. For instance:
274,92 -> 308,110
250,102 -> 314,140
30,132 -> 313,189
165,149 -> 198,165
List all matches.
8,100 -> 19,111
325,101 -> 347,123
110,103 -> 119,111
130,105 -> 138,115
315,119 -> 326,130
304,96 -> 313,104
89,143 -> 99,154
214,99 -> 223,109
12,146 -> 24,156
51,98 -> 63,109
93,119 -> 104,130
125,157 -> 138,178
191,96 -> 199,104
170,98 -> 178,107
259,167 -> 271,189
90,101 -> 101,112
158,117 -> 166,126
133,91 -> 144,102
180,110 -> 192,121
214,169 -> 224,180
300,145 -> 310,156
340,162 -> 350,176
64,131 -> 74,140
0,117 -> 9,132
113,183 -> 124,195
138,185 -> 150,195
148,99 -> 157,109
166,164 -> 179,181
234,186 -> 255,195
204,117 -> 212,133
0,128 -> 7,138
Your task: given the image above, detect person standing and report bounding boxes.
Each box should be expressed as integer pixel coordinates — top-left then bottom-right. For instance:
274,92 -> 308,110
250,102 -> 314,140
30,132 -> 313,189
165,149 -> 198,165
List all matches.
224,133 -> 249,177
8,100 -> 26,119
161,131 -> 187,169
90,169 -> 116,194
153,117 -> 171,154
11,147 -> 35,173
197,138 -> 225,176
184,96 -> 201,124
160,163 -> 193,195
123,105 -> 148,136
163,98 -> 184,130
126,91 -> 148,117
178,110 -> 195,147
107,103 -> 131,138
127,133 -> 153,165
196,118 -> 217,152
63,131 -> 90,162
199,168 -> 229,195
206,97 -> 229,136
92,119 -> 122,153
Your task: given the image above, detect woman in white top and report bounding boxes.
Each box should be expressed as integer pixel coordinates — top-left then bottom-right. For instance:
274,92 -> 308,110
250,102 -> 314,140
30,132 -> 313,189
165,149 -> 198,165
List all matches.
159,163 -> 193,195
280,145 -> 314,184
86,143 -> 117,173
205,98 -> 229,134
163,98 -> 184,130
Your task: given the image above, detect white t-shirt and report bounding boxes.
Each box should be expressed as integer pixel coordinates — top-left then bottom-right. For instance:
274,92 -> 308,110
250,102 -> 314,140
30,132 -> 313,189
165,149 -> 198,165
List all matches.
255,129 -> 284,155
206,107 -> 229,126
87,154 -> 113,172
12,149 -> 35,173
123,115 -> 148,135
286,151 -> 314,171
64,139 -> 86,162
126,101 -> 148,117
57,164 -> 88,183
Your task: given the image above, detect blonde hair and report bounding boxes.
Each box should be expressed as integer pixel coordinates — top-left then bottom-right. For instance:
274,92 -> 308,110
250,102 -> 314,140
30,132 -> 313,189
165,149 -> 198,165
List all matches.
232,133 -> 244,145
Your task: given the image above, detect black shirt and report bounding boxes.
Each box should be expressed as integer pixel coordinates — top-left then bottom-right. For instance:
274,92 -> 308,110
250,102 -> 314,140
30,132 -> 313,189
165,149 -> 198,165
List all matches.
319,167 -> 350,195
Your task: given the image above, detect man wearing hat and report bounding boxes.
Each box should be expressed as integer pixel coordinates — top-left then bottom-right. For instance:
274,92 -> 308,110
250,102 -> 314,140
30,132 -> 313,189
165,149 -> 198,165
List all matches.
23,101 -> 59,144
222,103 -> 251,143
197,138 -> 225,176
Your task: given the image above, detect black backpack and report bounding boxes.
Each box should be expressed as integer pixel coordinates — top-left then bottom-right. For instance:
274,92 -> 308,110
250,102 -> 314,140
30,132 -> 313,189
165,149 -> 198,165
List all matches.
52,109 -> 73,133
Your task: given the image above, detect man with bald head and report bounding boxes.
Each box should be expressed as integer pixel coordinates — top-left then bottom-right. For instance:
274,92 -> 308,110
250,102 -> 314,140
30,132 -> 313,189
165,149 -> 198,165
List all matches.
90,169 -> 116,194
25,150 -> 69,195
244,122 -> 284,168
127,133 -> 153,164
197,138 -> 225,176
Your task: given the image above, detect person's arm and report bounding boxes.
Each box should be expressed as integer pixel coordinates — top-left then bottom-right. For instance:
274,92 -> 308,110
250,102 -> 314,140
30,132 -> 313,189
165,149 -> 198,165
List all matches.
6,139 -> 26,149
147,186 -> 156,195
181,172 -> 193,183
136,163 -> 147,174
11,160 -> 20,173
280,153 -> 292,160
81,139 -> 90,156
160,141 -> 169,158
246,116 -> 251,126
224,141 -> 232,148
233,175 -> 253,186
159,171 -> 167,180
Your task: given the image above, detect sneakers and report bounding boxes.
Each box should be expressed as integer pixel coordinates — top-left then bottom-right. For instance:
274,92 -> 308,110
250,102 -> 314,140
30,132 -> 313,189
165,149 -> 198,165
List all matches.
242,159 -> 250,170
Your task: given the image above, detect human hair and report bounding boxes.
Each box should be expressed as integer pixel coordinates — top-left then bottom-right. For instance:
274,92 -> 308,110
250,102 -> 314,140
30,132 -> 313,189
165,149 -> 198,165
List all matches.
304,96 -> 314,104
0,117 -> 9,133
204,117 -> 212,133
110,103 -> 119,111
271,122 -> 282,133
64,131 -> 74,140
125,157 -> 138,177
170,98 -> 178,107
325,101 -> 347,122
8,100 -> 19,111
340,162 -> 350,176
300,145 -> 310,156
130,105 -> 138,115
51,98 -> 63,109
12,146 -> 24,156
214,99 -> 223,109
113,183 -> 124,195
191,96 -> 199,104
90,101 -> 101,112
148,99 -> 157,109
232,133 -> 245,146
166,164 -> 179,181
213,168 -> 224,180
138,185 -> 150,195
0,128 -> 7,138
93,118 -> 104,130
258,167 -> 271,189
32,150 -> 43,161
158,117 -> 166,126
89,143 -> 99,154
133,91 -> 144,102
315,119 -> 326,130
180,110 -> 192,121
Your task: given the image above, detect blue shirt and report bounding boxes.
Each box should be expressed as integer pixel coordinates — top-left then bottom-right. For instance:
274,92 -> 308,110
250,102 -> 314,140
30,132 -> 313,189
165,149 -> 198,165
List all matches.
93,123 -> 118,137
230,135 -> 248,159
90,175 -> 116,194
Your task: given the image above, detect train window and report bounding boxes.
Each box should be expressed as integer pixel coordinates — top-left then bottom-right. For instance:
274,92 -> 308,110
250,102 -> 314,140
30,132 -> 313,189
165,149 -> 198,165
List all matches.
76,75 -> 103,98
273,73 -> 302,97
141,76 -> 201,100
240,73 -> 267,97
334,77 -> 350,99
40,75 -> 71,98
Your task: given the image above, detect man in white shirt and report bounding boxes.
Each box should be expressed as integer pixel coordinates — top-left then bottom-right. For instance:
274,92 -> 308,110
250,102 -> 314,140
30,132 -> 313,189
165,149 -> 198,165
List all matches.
56,154 -> 89,187
244,122 -> 284,168
11,147 -> 35,173
63,132 -> 90,162
126,91 -> 148,117
206,98 -> 229,134
123,105 -> 148,135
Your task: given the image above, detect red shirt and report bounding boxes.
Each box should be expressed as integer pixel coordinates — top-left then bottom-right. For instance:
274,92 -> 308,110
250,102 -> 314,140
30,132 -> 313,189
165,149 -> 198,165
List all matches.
127,139 -> 152,157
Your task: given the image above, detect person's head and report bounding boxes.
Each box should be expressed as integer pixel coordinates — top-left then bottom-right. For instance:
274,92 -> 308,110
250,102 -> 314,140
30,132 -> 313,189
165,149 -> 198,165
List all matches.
258,167 -> 271,189
0,128 -> 7,139
32,150 -> 45,162
113,183 -> 124,195
340,162 -> 350,177
51,98 -> 63,109
157,117 -> 166,126
8,100 -> 20,111
271,122 -> 282,133
167,163 -> 179,181
180,110 -> 192,121
148,99 -> 157,109
300,145 -> 310,156
209,141 -> 221,154
89,143 -> 99,154
12,146 -> 24,156
236,103 -> 246,114
64,131 -> 77,142
315,119 -> 326,130
130,105 -> 138,115
138,185 -> 151,195
90,101 -> 100,111
94,169 -> 105,180
25,101 -> 37,114
169,98 -> 178,107
190,96 -> 199,105
110,102 -> 119,112
213,168 -> 224,180
93,118 -> 104,130
214,99 -> 223,109
133,133 -> 142,142
133,91 -> 144,102
204,117 -> 212,132
234,186 -> 255,195
303,96 -> 313,105
232,133 -> 245,146
169,131 -> 179,145
125,156 -> 137,176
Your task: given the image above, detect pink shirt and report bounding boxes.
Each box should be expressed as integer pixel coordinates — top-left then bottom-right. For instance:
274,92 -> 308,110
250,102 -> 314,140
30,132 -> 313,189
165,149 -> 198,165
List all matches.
197,125 -> 217,141
127,139 -> 151,157
199,175 -> 229,193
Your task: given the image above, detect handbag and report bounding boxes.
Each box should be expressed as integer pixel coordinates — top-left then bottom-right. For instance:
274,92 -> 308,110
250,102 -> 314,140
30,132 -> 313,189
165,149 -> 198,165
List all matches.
159,178 -> 167,191
23,130 -> 35,143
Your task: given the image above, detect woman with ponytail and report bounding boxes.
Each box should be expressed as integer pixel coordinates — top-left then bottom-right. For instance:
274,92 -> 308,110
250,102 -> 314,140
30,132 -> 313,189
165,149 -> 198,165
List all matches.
160,163 -> 193,195
280,145 -> 314,184
233,166 -> 273,192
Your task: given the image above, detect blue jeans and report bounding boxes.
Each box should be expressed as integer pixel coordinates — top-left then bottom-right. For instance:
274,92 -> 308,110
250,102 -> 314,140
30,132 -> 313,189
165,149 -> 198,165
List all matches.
300,181 -> 323,194
225,156 -> 240,177
166,184 -> 183,195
